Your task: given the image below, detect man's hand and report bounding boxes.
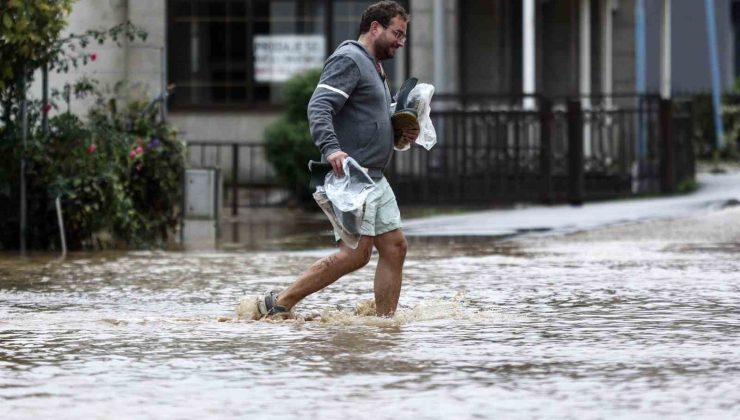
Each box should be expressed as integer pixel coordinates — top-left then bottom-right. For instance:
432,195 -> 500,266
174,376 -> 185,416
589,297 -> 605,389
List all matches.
327,150 -> 349,177
402,121 -> 420,145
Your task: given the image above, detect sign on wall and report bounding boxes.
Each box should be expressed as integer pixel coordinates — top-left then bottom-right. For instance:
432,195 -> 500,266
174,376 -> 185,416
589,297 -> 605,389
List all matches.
254,35 -> 326,83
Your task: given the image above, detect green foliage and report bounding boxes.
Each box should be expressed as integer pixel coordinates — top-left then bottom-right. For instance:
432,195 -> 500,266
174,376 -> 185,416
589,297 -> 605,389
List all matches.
281,69 -> 322,122
720,102 -> 740,160
0,0 -> 72,91
0,84 -> 185,250
0,3 -> 169,250
264,69 -> 322,203
265,119 -> 317,189
689,93 -> 740,160
1,0 -> 146,92
677,178 -> 698,194
87,84 -> 185,247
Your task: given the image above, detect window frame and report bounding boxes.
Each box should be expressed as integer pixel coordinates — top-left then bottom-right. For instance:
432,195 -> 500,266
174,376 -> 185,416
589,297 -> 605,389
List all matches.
166,0 -> 410,111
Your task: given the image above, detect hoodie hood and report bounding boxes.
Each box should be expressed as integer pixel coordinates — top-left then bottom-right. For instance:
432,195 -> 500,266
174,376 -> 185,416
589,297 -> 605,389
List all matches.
338,40 -> 375,63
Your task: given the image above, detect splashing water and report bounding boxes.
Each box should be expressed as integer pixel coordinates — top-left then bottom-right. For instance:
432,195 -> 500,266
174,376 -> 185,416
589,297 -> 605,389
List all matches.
234,290 -> 526,327
1,208 -> 740,418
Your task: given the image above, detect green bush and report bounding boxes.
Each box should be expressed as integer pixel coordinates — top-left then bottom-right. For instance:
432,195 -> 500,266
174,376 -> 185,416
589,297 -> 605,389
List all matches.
87,86 -> 185,247
688,93 -> 740,159
0,2 -> 168,250
0,0 -> 73,92
0,83 -> 184,250
264,69 -> 321,204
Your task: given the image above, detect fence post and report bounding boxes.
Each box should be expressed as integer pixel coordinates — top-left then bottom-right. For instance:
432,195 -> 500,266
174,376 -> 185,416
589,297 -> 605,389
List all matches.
539,98 -> 553,204
567,99 -> 584,205
232,144 -> 239,216
659,98 -> 676,193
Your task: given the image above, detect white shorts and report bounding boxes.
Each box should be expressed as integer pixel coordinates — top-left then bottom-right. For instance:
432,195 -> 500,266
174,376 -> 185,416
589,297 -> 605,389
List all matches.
334,177 -> 402,241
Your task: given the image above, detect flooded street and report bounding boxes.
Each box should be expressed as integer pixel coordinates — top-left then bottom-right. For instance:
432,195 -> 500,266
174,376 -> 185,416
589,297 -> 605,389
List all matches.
2,207 -> 740,419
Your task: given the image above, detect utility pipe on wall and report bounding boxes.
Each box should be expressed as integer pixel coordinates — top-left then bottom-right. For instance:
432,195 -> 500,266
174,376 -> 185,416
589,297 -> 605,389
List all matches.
433,0 -> 446,93
704,0 -> 725,151
635,0 -> 647,159
601,0 -> 614,107
523,0 -> 536,109
661,0 -> 672,99
580,0 -> 592,156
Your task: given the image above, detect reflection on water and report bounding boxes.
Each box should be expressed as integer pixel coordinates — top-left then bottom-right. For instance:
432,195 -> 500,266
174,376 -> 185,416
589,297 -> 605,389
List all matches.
2,209 -> 740,418
218,208 -> 333,250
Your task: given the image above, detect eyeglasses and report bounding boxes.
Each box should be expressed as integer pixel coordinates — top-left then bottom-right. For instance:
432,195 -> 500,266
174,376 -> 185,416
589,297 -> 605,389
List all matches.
380,24 -> 406,42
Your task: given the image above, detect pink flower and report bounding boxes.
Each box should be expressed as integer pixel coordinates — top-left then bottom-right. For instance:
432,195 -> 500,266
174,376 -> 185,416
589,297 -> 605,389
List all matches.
42,103 -> 52,113
129,150 -> 137,159
90,53 -> 97,62
87,144 -> 97,154
135,146 -> 144,155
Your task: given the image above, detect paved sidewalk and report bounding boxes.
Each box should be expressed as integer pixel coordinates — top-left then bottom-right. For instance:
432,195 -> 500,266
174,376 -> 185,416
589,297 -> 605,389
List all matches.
403,172 -> 740,237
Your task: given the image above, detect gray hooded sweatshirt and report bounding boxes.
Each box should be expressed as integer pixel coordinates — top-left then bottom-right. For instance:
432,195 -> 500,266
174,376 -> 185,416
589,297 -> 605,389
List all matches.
307,40 -> 394,180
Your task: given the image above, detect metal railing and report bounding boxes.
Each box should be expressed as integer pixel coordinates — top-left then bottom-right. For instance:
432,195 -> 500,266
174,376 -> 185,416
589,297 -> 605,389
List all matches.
186,142 -> 288,213
186,94 -> 695,211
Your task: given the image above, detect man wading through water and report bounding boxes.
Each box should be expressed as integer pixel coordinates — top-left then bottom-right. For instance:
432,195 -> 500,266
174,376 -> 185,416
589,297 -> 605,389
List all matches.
258,1 -> 419,318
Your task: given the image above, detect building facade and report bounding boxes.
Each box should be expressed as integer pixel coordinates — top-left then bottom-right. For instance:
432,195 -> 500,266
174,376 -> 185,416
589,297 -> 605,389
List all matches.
44,0 -> 738,143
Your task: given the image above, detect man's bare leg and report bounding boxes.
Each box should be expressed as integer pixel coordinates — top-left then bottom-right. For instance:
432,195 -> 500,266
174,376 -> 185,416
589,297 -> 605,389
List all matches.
276,236 -> 374,310
373,229 -> 407,316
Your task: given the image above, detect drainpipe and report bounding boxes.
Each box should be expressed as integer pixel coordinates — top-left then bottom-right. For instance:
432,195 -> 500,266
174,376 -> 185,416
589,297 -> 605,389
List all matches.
601,0 -> 614,108
580,0 -> 592,156
705,0 -> 725,151
123,0 -> 130,83
661,0 -> 672,99
523,0 -> 536,109
433,0 -> 445,94
636,0 -> 647,159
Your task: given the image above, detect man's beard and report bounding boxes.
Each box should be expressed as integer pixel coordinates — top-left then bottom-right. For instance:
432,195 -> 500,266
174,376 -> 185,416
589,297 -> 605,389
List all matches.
375,39 -> 395,60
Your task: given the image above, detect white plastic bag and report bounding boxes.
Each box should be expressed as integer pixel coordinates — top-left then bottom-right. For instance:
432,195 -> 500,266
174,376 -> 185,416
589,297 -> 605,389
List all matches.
313,188 -> 364,249
406,83 -> 437,151
313,157 -> 376,249
324,157 -> 375,212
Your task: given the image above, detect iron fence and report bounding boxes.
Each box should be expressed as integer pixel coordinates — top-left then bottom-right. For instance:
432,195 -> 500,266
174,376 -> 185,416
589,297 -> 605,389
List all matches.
186,94 -> 695,211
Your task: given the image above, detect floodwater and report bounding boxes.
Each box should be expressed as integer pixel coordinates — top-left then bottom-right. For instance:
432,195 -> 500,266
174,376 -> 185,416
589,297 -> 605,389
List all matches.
2,208 -> 740,419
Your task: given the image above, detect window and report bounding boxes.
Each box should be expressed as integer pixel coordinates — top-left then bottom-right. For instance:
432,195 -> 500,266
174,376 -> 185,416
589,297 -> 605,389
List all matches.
167,0 -> 408,109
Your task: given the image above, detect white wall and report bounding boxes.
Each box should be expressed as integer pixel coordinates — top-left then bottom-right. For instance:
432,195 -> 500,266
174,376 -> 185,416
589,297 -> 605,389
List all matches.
32,0 -> 435,144
31,0 -> 127,113
409,0 -> 458,94
126,0 -> 167,94
30,0 -> 166,114
169,112 -> 280,142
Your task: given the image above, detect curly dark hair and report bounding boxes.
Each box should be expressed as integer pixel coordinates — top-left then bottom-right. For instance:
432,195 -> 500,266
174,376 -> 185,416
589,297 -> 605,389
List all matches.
358,1 -> 410,35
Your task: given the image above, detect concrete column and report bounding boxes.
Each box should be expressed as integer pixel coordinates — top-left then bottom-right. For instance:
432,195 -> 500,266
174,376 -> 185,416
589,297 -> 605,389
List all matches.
523,0 -> 536,109
433,0 -> 446,93
661,0 -> 671,99
635,0 -> 646,96
601,0 -> 614,107
126,0 -> 167,96
580,0 -> 591,101
705,0 -> 725,150
32,0 -> 129,114
580,0 -> 592,156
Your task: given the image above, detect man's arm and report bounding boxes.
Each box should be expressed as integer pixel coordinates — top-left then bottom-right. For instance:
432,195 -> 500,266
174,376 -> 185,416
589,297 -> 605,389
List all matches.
308,55 -> 360,175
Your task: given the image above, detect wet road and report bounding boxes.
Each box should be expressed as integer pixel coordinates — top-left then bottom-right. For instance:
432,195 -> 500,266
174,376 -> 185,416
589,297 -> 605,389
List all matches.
1,207 -> 739,419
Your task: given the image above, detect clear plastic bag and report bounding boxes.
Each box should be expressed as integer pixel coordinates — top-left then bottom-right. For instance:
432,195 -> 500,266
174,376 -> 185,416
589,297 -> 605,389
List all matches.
406,83 -> 437,151
313,157 -> 376,249
324,157 -> 375,212
408,83 -> 437,150
313,188 -> 364,249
